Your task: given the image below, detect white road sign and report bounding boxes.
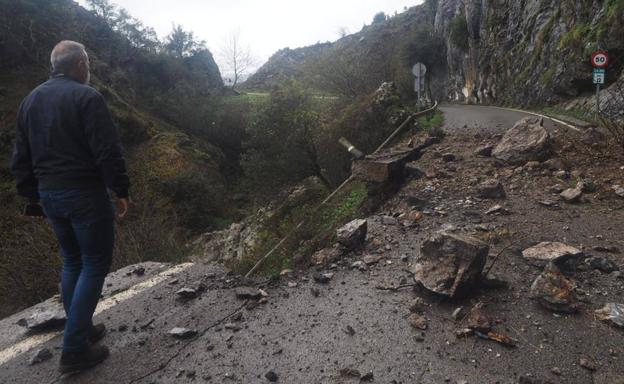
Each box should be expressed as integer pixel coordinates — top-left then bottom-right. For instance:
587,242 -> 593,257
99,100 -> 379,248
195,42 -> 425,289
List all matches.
412,63 -> 426,77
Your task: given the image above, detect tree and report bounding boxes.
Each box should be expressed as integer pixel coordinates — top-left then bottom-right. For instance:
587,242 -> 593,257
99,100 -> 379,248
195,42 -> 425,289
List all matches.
165,24 -> 204,58
220,29 -> 255,88
337,26 -> 350,38
87,0 -> 116,23
372,12 -> 387,24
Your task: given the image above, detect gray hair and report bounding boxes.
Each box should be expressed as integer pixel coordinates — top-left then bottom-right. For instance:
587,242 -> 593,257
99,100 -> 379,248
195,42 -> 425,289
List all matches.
50,40 -> 87,74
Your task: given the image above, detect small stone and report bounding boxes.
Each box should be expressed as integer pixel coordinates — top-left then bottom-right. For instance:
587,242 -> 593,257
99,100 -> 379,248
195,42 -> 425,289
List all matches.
360,371 -> 374,381
287,282 -> 298,288
409,297 -> 426,313
235,287 -> 262,300
595,303 -> 624,328
381,215 -> 399,226
612,185 -> 624,198
362,254 -> 383,266
466,307 -> 492,333
560,187 -> 582,203
168,327 -> 197,339
265,370 -> 279,382
477,179 -> 506,199
351,261 -> 368,271
474,145 -> 493,157
408,314 -> 428,330
451,307 -> 465,321
176,287 -> 199,299
530,270 -> 579,313
551,367 -> 562,376
310,287 -> 321,297
30,348 -> 53,365
589,257 -> 619,273
131,266 -> 146,276
17,310 -> 66,331
186,370 -> 196,378
344,325 -> 356,336
579,356 -> 597,371
485,205 -> 507,215
313,272 -> 333,284
442,153 -> 456,162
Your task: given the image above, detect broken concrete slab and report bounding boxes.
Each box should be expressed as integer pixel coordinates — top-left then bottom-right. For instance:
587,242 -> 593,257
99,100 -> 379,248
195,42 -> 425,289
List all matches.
595,303 -> 624,329
336,219 -> 368,251
522,242 -> 583,267
492,117 -> 552,165
412,231 -> 489,298
352,146 -> 421,183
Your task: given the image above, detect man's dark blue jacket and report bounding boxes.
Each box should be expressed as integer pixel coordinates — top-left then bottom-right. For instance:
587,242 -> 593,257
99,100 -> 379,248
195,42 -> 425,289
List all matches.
10,74 -> 129,199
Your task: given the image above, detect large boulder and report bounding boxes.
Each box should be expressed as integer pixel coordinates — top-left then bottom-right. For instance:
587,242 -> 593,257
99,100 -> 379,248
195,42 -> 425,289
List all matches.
412,231 -> 489,298
492,117 -> 552,165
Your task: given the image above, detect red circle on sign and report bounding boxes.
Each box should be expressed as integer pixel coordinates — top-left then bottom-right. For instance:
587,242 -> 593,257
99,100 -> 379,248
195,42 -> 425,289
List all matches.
591,51 -> 609,68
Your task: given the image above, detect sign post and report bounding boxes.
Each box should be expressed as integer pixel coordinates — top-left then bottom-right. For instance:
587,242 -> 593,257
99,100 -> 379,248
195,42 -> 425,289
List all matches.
591,51 -> 609,114
412,63 -> 427,109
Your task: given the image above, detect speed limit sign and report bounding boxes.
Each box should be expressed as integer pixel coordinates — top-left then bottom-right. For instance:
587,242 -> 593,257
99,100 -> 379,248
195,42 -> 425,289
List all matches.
591,51 -> 609,68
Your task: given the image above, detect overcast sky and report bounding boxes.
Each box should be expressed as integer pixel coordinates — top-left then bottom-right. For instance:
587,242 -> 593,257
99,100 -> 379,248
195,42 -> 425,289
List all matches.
77,0 -> 422,76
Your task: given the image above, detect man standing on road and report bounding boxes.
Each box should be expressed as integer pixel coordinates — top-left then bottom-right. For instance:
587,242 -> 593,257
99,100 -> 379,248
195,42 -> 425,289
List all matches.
10,40 -> 130,373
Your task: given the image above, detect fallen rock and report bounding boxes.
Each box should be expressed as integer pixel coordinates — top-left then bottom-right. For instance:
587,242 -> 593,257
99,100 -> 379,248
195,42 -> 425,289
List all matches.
408,297 -> 426,313
350,261 -> 368,271
381,215 -> 398,226
492,117 -> 552,165
451,307 -> 465,321
311,246 -> 342,265
408,314 -> 428,330
412,231 -> 489,298
168,327 -> 197,339
485,205 -> 508,215
313,272 -> 333,284
560,187 -> 582,203
400,210 -> 423,226
477,179 -> 506,199
579,356 -> 597,371
589,256 -> 619,273
612,185 -> 624,198
265,370 -> 279,382
336,219 -> 368,250
466,307 -> 492,333
362,254 -> 383,266
474,145 -> 493,157
595,303 -> 624,328
29,348 -> 53,365
529,270 -> 579,313
442,153 -> 457,162
405,162 -> 425,179
235,287 -> 263,301
176,287 -> 200,299
17,310 -> 66,331
522,242 -> 583,267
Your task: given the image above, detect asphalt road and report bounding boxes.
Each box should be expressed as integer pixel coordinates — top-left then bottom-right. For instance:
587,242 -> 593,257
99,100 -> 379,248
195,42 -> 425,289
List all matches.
438,104 -> 558,134
1,105 -> 621,384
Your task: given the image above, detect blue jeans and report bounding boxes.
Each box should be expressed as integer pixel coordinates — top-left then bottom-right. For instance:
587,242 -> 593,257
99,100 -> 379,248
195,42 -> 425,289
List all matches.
39,188 -> 114,352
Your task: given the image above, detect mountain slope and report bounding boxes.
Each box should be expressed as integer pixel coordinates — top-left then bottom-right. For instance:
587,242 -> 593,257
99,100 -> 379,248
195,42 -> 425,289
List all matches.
244,0 -> 624,107
0,0 -> 227,316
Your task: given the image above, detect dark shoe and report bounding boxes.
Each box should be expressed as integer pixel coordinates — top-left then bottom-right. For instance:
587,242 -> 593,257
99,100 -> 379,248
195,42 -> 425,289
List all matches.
88,323 -> 106,344
59,344 -> 109,373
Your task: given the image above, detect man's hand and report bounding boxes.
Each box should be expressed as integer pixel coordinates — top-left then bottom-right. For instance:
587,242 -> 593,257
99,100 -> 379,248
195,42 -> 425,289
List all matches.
116,197 -> 130,220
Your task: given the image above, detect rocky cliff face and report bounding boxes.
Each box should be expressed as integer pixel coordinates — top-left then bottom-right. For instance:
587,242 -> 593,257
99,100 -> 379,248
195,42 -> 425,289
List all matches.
246,0 -> 623,107
437,0 -> 624,106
